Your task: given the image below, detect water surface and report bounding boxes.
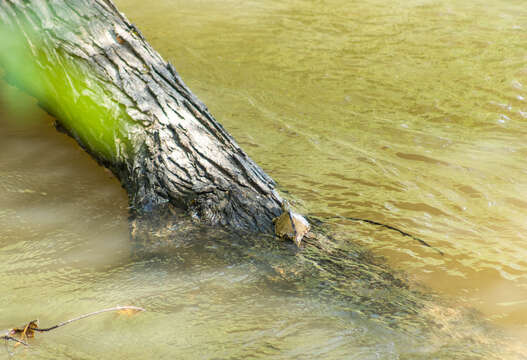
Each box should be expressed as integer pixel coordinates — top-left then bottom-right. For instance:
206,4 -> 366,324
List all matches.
2,0 -> 527,358
116,0 -> 527,331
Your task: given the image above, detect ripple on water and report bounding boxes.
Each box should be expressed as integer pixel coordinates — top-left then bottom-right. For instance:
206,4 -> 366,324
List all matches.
3,0 -> 527,357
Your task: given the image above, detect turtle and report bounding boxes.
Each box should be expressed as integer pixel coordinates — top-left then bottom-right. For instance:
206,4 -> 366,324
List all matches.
273,200 -> 311,247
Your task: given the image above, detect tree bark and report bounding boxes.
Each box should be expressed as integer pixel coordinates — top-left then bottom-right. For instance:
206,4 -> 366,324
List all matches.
0,0 -> 283,233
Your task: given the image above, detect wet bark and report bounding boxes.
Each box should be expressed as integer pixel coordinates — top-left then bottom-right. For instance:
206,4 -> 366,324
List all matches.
0,0 -> 283,232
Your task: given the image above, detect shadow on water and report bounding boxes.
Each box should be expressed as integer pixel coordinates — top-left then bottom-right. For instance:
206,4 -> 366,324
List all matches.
129,206 -> 521,359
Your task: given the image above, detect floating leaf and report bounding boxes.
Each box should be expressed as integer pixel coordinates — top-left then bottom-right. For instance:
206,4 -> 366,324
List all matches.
116,307 -> 144,316
10,320 -> 38,339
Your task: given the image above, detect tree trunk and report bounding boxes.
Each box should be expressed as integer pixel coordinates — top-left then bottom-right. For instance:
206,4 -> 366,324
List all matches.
0,0 -> 283,233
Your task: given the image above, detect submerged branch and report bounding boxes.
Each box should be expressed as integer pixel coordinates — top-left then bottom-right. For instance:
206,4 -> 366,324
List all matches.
1,334 -> 28,347
316,215 -> 444,255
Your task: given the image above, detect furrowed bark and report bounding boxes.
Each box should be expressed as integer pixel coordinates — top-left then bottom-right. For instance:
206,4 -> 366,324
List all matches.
0,0 -> 283,232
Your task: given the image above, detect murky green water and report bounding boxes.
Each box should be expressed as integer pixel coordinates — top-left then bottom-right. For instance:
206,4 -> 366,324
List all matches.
2,0 -> 527,358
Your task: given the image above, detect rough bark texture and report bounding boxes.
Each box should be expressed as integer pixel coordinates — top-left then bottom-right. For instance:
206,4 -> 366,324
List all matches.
0,0 -> 283,232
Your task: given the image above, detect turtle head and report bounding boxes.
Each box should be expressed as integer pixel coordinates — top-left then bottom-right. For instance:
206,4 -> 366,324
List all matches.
280,199 -> 290,212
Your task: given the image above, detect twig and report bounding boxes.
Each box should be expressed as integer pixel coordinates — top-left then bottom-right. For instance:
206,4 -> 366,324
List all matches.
2,306 -> 144,355
1,335 -> 28,347
2,333 -> 28,358
321,215 -> 444,255
31,306 -> 145,332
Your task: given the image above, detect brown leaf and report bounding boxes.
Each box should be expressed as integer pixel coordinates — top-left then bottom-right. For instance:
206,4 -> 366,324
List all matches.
116,308 -> 143,316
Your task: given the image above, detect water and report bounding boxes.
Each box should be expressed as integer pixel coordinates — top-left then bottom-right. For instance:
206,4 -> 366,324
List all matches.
2,0 -> 527,358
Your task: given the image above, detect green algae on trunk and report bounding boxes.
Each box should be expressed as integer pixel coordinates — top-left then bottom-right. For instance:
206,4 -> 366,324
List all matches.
0,0 -> 282,232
